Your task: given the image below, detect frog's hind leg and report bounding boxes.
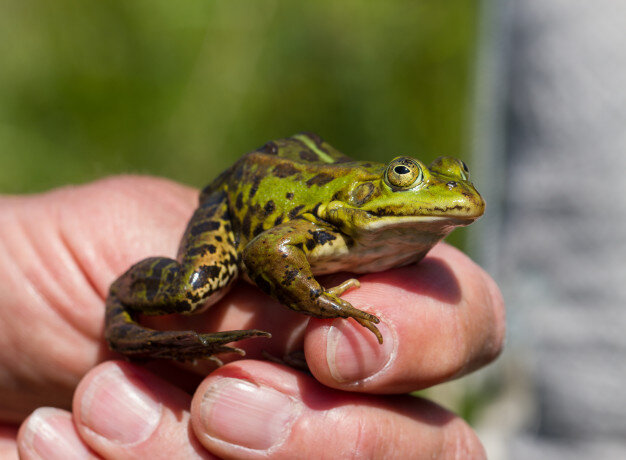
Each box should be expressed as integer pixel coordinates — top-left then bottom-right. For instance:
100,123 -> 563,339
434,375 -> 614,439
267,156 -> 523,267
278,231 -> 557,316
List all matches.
105,292 -> 270,361
105,190 -> 270,361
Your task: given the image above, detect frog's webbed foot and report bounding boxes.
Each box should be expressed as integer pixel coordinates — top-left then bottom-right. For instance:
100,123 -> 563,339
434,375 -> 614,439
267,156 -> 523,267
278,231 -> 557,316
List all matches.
151,329 -> 272,361
106,307 -> 271,361
317,278 -> 383,344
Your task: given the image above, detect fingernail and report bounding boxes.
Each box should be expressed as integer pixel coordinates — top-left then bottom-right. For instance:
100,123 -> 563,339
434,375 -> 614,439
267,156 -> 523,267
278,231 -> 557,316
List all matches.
326,318 -> 395,382
21,408 -> 93,460
81,364 -> 161,445
200,378 -> 300,450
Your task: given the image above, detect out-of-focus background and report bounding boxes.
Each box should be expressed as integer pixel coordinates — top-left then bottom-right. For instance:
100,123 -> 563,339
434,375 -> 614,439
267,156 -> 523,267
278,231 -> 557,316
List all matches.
3,1 -> 626,459
0,0 -> 477,195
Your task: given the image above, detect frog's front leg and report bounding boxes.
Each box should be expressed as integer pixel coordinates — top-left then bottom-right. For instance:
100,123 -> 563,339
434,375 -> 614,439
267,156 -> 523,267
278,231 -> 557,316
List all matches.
242,217 -> 382,343
105,190 -> 270,361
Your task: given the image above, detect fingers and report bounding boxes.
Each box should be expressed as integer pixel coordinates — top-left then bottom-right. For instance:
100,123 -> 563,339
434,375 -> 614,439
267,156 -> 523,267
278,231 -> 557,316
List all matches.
304,244 -> 505,393
69,361 -> 213,459
198,243 -> 505,393
190,360 -> 486,459
17,408 -> 97,460
14,361 -> 215,460
18,360 -> 485,459
0,425 -> 19,460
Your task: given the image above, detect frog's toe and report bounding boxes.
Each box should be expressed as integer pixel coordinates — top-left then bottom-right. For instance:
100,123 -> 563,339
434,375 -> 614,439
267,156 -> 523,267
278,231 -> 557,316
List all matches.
354,317 -> 384,344
319,293 -> 382,343
136,329 -> 271,361
331,295 -> 380,323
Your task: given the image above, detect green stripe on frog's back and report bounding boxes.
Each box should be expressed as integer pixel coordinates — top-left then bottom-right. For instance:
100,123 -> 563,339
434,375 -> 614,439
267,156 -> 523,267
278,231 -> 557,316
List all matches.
291,132 -> 353,164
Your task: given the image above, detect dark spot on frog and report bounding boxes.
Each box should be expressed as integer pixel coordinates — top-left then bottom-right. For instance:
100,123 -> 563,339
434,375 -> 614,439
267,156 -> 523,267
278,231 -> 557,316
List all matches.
249,176 -> 262,199
232,164 -> 244,182
253,275 -> 272,294
175,298 -> 194,312
273,162 -> 299,178
190,221 -> 221,237
305,238 -> 316,251
215,235 -> 223,242
308,230 -> 336,245
241,214 -> 252,238
446,181 -> 457,189
294,242 -> 304,251
306,173 -> 334,187
281,269 -> 299,286
230,215 -> 241,232
186,291 -> 202,303
299,149 -> 319,162
235,193 -> 244,210
150,258 -> 173,280
187,244 -> 217,257
253,223 -> 265,237
199,202 -> 218,219
288,205 -> 306,219
274,214 -> 284,226
200,189 -> 225,207
142,278 -> 159,302
260,141 -> 278,155
190,265 -> 222,290
264,200 -> 275,215
311,202 -> 322,216
285,192 -> 294,200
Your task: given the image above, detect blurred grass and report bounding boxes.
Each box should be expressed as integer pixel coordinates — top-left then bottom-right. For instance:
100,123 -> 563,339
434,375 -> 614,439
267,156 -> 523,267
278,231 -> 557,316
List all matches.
0,0 -> 478,195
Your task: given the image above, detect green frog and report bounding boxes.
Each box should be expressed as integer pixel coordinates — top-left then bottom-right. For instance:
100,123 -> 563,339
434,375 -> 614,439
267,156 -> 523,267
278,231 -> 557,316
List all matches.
105,133 -> 484,361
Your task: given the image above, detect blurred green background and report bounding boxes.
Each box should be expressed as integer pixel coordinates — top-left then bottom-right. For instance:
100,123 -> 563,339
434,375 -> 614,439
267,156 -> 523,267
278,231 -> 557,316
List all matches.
0,0 -> 478,194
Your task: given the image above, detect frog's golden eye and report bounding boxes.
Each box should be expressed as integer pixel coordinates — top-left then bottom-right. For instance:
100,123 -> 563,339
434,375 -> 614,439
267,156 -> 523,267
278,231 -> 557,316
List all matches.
386,157 -> 423,189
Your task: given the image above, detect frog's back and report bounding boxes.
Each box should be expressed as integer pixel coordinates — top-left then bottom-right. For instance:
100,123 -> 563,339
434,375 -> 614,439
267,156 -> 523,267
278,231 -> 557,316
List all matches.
200,133 -> 352,198
200,133 -> 378,247
259,132 -> 354,165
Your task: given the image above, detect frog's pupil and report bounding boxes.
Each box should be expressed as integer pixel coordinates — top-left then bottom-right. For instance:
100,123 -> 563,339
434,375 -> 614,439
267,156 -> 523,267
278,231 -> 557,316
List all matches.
394,165 -> 410,175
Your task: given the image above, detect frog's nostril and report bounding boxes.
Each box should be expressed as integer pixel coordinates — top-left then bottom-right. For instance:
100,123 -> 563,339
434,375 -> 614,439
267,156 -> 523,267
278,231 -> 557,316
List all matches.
446,181 -> 457,188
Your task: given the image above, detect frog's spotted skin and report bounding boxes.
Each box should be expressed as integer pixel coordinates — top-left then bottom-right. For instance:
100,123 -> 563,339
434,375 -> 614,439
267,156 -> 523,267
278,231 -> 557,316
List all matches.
105,133 -> 485,361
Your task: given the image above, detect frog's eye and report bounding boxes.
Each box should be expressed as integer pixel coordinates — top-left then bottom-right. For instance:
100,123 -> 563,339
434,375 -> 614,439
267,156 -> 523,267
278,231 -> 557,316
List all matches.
386,157 -> 423,189
461,160 -> 470,179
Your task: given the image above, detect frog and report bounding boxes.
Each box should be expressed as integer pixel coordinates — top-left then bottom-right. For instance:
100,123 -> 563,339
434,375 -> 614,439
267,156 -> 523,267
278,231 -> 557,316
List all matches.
105,132 -> 485,362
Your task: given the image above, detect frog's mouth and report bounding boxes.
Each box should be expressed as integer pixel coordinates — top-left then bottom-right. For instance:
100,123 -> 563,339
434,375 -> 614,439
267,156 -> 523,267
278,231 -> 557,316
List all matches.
361,213 -> 480,231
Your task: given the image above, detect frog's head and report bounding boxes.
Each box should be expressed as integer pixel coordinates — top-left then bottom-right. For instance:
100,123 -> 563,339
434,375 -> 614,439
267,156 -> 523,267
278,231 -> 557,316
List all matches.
343,156 -> 485,232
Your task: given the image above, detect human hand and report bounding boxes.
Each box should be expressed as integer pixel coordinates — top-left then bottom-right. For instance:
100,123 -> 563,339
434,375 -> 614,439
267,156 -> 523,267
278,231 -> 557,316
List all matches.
1,177 -> 504,459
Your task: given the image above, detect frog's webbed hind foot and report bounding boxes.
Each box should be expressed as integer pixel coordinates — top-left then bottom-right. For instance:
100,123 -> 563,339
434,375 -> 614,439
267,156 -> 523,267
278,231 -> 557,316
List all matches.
147,329 -> 272,361
106,295 -> 271,361
109,326 -> 271,362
